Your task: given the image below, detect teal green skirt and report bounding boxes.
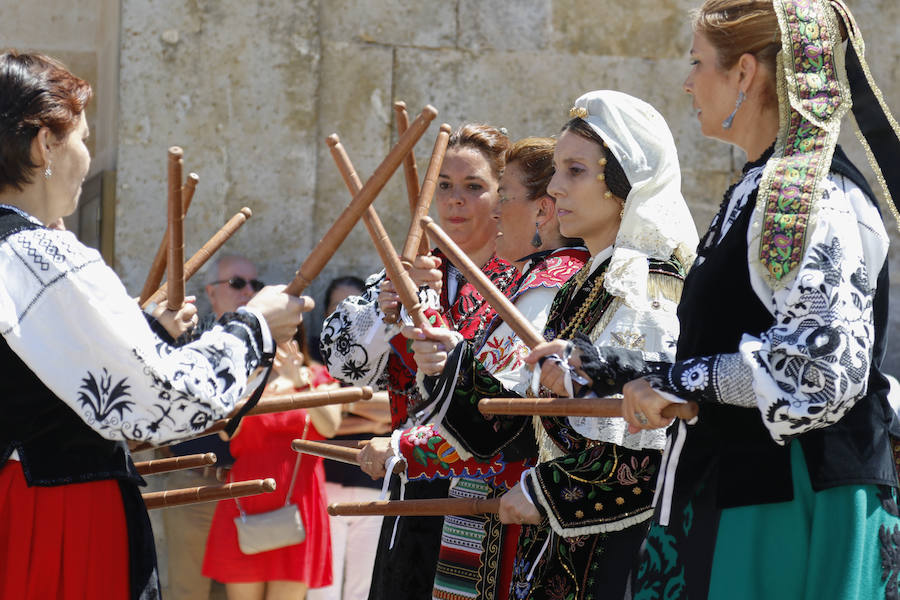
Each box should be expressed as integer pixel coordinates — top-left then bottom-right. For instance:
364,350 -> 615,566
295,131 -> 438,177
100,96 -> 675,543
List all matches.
632,443 -> 900,599
708,443 -> 899,600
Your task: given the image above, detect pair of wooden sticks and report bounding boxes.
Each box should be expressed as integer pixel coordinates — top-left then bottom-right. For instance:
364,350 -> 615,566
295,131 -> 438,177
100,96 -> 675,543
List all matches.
133,452 -> 275,510
137,147 -> 254,310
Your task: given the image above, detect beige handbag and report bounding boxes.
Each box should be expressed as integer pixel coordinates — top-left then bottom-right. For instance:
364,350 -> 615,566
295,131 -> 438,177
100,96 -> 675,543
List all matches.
233,415 -> 309,555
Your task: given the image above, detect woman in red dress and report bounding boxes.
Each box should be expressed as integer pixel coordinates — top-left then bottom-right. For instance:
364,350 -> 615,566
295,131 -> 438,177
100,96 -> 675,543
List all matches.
204,325 -> 339,600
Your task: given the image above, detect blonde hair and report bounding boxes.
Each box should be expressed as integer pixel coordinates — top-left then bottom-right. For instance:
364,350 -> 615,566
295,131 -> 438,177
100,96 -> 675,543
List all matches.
692,0 -> 780,105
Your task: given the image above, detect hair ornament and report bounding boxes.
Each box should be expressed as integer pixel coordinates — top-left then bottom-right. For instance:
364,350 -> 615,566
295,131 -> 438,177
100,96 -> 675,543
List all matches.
604,191 -> 612,199
598,157 -> 608,167
597,173 -> 606,182
569,106 -> 589,119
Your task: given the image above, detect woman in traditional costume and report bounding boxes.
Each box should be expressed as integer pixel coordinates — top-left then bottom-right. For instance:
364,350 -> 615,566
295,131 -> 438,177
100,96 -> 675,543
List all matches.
0,51 -> 308,599
588,1 -> 900,598
501,90 -> 699,600
319,124 -> 521,600
358,137 -> 589,599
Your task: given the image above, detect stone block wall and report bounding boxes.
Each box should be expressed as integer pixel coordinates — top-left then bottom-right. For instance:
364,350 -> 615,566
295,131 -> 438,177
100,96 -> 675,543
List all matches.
114,0 -> 900,374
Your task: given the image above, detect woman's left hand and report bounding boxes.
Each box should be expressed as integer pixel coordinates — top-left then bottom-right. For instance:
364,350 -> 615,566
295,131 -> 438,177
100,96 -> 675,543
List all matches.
524,339 -> 589,396
357,436 -> 395,480
153,296 -> 198,339
621,377 -> 675,433
273,340 -> 308,388
498,483 -> 542,525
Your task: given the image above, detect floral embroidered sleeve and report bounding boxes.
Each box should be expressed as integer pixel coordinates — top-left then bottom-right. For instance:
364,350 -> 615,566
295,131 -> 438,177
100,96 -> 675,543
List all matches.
617,176 -> 889,445
394,342 -> 536,489
0,227 -> 273,444
738,176 -> 889,444
318,270 -> 395,389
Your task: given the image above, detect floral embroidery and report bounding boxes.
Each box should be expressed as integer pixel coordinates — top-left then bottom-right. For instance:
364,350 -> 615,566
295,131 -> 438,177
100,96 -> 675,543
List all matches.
562,486 -> 585,502
679,361 -> 710,392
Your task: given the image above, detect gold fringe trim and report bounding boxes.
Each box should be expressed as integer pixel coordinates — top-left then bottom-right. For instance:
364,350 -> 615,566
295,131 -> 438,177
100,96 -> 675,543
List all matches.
831,0 -> 900,234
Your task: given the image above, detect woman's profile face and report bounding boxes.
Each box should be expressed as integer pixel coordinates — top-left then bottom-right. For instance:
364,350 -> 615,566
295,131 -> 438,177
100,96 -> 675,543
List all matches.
684,31 -> 741,140
46,112 -> 91,222
495,161 -> 540,264
547,130 -> 620,254
434,146 -> 501,258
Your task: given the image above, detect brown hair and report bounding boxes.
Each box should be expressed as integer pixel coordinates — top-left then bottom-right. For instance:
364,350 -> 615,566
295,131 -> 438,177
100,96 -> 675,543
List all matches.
505,137 -> 555,201
0,51 -> 92,191
692,1 -> 780,103
447,124 -> 510,181
560,118 -> 632,201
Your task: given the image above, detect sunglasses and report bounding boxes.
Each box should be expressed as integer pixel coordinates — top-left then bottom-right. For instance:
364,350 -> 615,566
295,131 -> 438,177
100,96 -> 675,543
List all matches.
210,276 -> 265,292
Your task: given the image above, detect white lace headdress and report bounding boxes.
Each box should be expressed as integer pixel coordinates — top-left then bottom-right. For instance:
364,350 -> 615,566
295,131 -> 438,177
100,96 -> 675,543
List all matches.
570,90 -> 699,307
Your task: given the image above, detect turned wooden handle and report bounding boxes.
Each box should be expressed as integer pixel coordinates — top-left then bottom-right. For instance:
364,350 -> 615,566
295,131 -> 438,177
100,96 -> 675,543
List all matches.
291,439 -> 406,474
140,172 -> 199,304
326,135 -> 429,328
143,478 -> 276,510
284,105 -> 438,297
131,386 -> 373,452
423,217 -> 544,348
134,452 -> 216,476
327,496 -> 500,517
166,147 -> 185,311
393,101 -> 421,217
401,123 -> 452,263
478,397 -> 700,421
143,208 -> 253,308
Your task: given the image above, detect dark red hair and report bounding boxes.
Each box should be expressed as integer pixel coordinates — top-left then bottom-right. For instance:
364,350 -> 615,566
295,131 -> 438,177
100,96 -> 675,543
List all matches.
0,50 -> 92,191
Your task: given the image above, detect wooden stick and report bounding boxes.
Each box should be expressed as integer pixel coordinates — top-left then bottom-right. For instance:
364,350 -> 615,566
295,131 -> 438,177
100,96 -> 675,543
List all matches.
166,147 -> 185,311
393,101 -> 421,217
131,386 -> 373,452
478,397 -> 700,421
326,135 -> 429,328
134,452 -> 216,476
400,123 -> 452,264
291,439 -> 405,474
423,217 -> 544,347
284,105 -> 438,297
139,173 -> 199,304
328,497 -> 500,517
143,478 -> 276,510
142,208 -> 253,308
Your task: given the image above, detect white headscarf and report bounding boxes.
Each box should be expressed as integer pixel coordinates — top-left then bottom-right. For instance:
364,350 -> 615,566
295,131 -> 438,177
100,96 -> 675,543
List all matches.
570,90 -> 699,308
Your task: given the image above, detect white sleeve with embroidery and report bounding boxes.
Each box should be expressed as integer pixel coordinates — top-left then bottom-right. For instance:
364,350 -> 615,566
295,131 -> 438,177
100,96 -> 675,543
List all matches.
0,228 -> 273,444
741,174 -> 889,444
318,270 -> 396,389
569,272 -> 682,450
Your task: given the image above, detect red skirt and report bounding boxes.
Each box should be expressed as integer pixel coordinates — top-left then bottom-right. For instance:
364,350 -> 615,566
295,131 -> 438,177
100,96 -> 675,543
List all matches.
0,460 -> 131,599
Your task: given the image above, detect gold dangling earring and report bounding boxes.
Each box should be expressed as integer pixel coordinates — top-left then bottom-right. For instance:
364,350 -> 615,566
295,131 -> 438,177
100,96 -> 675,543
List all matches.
619,200 -> 626,219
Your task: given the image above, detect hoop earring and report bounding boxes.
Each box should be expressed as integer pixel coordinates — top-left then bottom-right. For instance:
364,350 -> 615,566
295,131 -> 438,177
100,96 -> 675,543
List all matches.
43,162 -> 52,180
722,90 -> 746,130
531,223 -> 543,248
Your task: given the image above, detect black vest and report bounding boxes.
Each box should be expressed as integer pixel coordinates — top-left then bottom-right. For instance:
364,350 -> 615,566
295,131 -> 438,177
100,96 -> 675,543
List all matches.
675,148 -> 895,509
0,208 -> 140,486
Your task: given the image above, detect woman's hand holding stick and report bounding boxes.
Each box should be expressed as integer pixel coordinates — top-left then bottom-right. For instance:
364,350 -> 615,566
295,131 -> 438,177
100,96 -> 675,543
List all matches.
292,439 -> 405,479
284,105 -> 438,297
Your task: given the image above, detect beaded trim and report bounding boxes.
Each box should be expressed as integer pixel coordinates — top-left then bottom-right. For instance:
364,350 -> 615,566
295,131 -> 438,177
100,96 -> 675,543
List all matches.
754,0 -> 850,287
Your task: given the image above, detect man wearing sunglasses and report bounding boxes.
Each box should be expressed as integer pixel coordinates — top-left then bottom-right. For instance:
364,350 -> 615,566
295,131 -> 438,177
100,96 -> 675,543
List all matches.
206,254 -> 265,318
164,253 -> 265,600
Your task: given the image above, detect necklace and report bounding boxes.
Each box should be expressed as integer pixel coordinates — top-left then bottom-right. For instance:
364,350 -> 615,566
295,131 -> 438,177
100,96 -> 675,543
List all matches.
556,264 -> 605,340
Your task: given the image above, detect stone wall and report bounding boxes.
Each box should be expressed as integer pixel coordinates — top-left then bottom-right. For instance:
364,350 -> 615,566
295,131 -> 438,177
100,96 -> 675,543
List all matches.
114,0 -> 900,373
